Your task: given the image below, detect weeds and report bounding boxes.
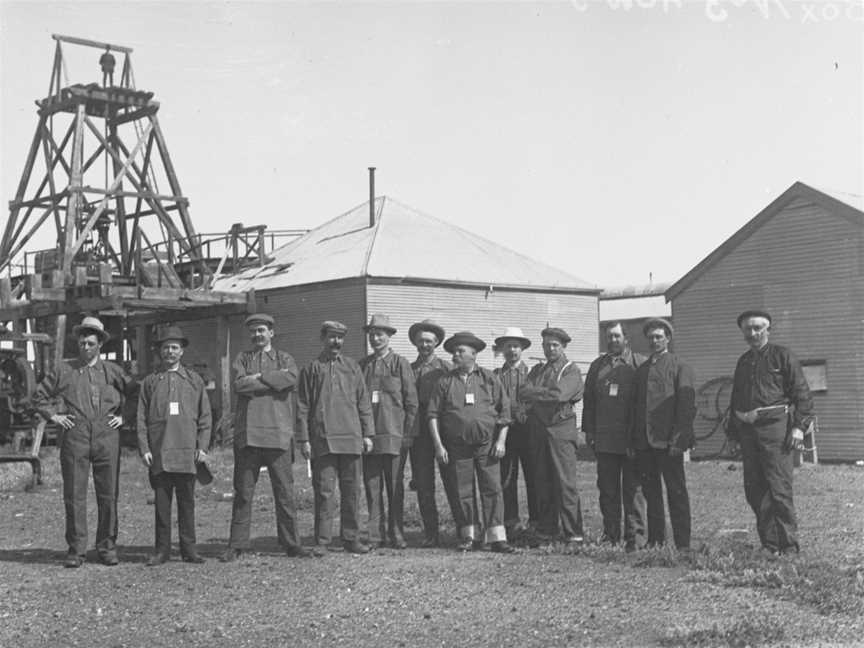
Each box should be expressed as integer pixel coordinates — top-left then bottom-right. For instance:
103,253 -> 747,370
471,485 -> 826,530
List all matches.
659,614 -> 788,647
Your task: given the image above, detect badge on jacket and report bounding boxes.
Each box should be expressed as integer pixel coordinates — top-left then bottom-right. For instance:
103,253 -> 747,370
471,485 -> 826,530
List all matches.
169,402 -> 179,415
465,393 -> 475,405
609,384 -> 618,397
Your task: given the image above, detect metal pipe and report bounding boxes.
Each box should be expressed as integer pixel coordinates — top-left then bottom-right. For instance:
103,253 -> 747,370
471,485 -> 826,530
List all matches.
368,167 -> 376,228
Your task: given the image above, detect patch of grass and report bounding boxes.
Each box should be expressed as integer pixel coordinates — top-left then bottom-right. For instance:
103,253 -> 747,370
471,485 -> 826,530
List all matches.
632,544 -> 685,568
660,614 -> 788,647
686,538 -> 864,617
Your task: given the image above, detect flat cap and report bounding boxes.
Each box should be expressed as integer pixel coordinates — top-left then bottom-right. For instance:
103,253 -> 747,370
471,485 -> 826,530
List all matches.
643,317 -> 674,337
443,331 -> 487,353
321,320 -> 348,336
245,313 -> 275,327
541,327 -> 571,344
737,309 -> 772,327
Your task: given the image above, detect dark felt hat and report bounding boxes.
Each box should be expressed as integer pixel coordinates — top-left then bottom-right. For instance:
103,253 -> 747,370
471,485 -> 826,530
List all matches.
408,320 -> 445,346
443,331 -> 487,354
244,313 -> 275,328
196,459 -> 214,486
643,317 -> 674,337
737,310 -> 772,327
154,325 -> 188,348
541,327 -> 571,344
320,320 -> 348,336
363,313 -> 396,335
72,316 -> 110,342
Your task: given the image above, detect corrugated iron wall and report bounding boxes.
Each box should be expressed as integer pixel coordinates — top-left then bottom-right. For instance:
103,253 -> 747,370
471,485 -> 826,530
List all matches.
366,281 -> 599,422
671,197 -> 864,461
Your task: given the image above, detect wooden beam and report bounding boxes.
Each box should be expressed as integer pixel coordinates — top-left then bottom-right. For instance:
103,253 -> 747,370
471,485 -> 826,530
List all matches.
52,34 -> 133,54
109,106 -> 158,127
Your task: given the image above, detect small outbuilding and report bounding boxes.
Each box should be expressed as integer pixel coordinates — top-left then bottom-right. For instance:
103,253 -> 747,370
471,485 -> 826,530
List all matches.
665,181 -> 864,461
182,196 -> 600,427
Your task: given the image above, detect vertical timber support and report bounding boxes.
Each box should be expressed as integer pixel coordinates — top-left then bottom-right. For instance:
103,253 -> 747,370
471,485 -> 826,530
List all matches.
217,315 -> 231,446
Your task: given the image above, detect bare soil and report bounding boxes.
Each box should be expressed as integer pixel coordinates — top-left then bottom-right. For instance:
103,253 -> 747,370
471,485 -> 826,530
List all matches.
1,447 -> 862,647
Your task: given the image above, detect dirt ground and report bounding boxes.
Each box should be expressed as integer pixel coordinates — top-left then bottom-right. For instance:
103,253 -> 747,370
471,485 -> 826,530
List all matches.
0,447 -> 862,648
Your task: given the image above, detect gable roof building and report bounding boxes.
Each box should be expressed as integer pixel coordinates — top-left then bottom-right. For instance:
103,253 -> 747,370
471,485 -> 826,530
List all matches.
665,181 -> 864,461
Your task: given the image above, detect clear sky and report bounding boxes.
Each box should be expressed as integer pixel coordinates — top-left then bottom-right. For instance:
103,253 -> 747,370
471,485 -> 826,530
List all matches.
1,1 -> 861,290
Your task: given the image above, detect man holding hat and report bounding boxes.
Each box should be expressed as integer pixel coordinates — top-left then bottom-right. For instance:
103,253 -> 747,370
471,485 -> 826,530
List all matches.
494,327 -> 536,534
297,321 -> 375,554
583,321 -> 647,551
138,326 -> 211,565
221,313 -> 312,561
33,316 -> 132,567
406,319 -> 462,547
726,310 -> 813,555
428,331 -> 514,553
521,327 -> 586,545
359,313 -> 418,549
629,317 -> 696,550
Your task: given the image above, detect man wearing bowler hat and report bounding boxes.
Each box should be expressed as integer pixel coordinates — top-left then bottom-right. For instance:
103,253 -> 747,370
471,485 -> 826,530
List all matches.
297,321 -> 375,554
406,319 -> 465,547
33,316 -> 133,567
359,313 -> 418,549
521,327 -> 586,546
428,331 -> 514,553
221,313 -> 313,561
628,317 -> 696,551
726,310 -> 813,555
494,327 -> 536,534
138,325 -> 211,565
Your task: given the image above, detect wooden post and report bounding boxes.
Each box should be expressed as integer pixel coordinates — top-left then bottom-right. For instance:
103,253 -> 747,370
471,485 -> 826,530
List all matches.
136,324 -> 151,376
53,314 -> 66,368
217,315 -> 231,445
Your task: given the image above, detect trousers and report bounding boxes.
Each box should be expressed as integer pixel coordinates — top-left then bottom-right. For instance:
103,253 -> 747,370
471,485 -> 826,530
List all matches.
442,439 -> 506,543
228,445 -> 301,551
312,453 -> 363,545
500,424 -> 538,528
363,452 -> 403,544
150,471 -> 196,556
635,448 -> 691,549
595,451 -> 645,545
59,422 -> 120,556
532,420 -> 584,538
740,423 -> 798,552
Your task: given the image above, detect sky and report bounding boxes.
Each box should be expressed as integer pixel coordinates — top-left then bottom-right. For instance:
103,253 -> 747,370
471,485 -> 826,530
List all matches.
1,0 -> 862,291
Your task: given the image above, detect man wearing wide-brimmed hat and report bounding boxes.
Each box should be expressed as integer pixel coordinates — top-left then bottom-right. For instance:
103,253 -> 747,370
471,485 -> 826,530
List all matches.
406,319 -> 463,547
493,327 -> 536,534
629,317 -> 696,551
297,320 -> 375,554
359,313 -> 418,549
428,331 -> 515,553
137,325 -> 211,566
726,310 -> 814,556
221,313 -> 313,562
33,316 -> 133,568
521,327 -> 586,546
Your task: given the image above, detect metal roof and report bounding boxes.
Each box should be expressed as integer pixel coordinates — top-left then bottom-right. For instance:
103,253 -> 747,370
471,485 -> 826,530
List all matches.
214,196 -> 598,293
665,181 -> 864,302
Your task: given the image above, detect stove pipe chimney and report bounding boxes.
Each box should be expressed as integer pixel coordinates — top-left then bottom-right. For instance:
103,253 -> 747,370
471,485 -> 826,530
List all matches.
368,167 -> 376,228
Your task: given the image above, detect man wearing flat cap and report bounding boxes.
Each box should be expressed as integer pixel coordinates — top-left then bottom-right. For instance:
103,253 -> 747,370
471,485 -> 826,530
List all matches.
428,331 -> 514,553
138,326 -> 211,565
494,327 -> 536,534
221,313 -> 312,561
726,310 -> 814,555
521,327 -> 586,545
359,313 -> 418,549
297,321 -> 375,554
628,317 -> 696,550
583,321 -> 647,551
406,319 -> 463,547
33,316 -> 133,567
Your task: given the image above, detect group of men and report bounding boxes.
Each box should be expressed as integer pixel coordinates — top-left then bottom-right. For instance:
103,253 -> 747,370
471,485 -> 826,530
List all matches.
30,307 -> 813,567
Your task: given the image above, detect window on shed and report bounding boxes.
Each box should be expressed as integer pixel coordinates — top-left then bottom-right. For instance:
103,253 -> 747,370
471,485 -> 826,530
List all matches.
801,360 -> 827,393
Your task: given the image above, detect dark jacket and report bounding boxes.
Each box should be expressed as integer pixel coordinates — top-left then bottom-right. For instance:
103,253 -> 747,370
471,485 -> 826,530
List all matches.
583,349 -> 646,455
137,365 -> 212,475
359,350 -> 419,455
629,352 -> 696,451
522,355 -> 584,437
427,365 -> 510,447
33,358 -> 131,424
726,343 -> 814,441
494,360 -> 529,425
233,347 -> 298,450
